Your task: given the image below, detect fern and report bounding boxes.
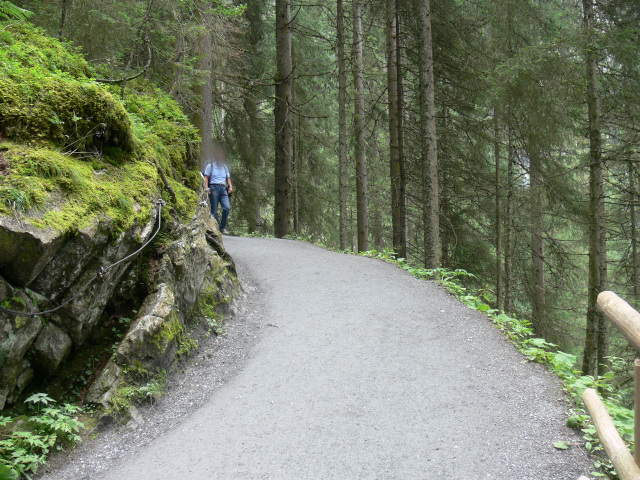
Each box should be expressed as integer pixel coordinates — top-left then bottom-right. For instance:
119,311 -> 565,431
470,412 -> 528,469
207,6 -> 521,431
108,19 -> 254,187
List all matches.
0,1 -> 33,21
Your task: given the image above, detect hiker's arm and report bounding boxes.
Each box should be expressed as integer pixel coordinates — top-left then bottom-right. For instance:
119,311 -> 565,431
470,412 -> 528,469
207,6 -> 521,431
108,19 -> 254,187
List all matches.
225,166 -> 233,193
204,175 -> 210,191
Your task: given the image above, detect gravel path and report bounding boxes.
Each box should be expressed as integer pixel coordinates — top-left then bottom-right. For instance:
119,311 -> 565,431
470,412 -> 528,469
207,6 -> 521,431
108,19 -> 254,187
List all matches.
42,237 -> 593,479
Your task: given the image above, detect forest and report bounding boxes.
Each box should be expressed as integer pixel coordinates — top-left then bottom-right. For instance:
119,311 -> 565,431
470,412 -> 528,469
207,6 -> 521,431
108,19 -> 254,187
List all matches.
1,0 -> 640,477
3,0 -> 640,437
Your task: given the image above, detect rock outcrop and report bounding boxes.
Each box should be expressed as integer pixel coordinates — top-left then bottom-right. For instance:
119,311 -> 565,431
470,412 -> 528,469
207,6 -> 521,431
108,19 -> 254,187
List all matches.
0,23 -> 231,412
0,193 -> 238,410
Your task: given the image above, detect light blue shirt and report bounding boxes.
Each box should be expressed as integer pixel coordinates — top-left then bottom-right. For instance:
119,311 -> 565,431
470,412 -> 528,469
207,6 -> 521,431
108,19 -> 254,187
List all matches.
204,161 -> 230,185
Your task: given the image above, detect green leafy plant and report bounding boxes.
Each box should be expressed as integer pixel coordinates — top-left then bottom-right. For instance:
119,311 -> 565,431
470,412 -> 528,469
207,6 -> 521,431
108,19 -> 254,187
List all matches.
108,370 -> 166,415
0,1 -> 33,21
0,394 -> 84,478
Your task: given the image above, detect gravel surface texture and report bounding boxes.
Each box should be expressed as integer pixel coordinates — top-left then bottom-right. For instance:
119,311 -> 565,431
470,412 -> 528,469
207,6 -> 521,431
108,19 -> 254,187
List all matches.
41,237 -> 593,479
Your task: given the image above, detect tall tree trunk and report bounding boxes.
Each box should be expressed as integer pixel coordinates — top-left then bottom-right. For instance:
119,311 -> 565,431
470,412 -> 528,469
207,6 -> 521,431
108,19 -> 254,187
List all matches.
337,0 -> 348,250
292,45 -> 299,235
240,95 -> 261,234
58,0 -> 71,39
387,0 -> 404,258
353,0 -> 369,252
241,0 -> 265,234
503,0 -> 514,314
631,161 -> 639,304
274,0 -> 293,238
195,1 -> 213,171
504,110 -> 514,313
418,0 -> 440,268
530,150 -> 545,334
494,110 -> 503,313
582,0 -> 607,376
396,2 -> 408,258
170,31 -> 186,104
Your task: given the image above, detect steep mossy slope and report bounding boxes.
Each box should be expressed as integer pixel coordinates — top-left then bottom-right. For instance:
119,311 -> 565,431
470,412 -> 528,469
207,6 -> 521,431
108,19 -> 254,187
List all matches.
0,24 -> 240,478
0,22 -> 200,232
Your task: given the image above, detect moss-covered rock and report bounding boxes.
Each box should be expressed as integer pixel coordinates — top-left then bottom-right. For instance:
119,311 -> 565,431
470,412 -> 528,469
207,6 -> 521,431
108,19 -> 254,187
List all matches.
84,200 -> 239,412
0,23 -> 91,78
0,76 -> 135,152
115,283 -> 177,369
0,23 -> 134,152
0,215 -> 64,286
113,81 -> 199,182
0,22 -> 237,415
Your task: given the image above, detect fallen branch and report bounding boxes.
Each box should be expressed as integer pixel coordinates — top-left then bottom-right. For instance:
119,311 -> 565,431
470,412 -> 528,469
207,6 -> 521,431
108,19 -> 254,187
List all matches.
94,39 -> 152,85
146,158 -> 176,203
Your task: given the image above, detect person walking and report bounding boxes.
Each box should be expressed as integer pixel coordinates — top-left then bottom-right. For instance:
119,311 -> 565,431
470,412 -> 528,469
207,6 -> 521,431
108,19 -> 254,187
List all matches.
204,147 -> 233,234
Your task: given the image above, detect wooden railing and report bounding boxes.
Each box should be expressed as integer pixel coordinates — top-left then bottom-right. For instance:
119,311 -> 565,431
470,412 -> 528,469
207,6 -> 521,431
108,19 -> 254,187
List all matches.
580,291 -> 640,480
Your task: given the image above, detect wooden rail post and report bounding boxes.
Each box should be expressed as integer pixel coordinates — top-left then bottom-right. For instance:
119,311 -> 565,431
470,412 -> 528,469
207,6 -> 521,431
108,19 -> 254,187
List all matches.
582,388 -> 640,479
596,291 -> 640,478
636,358 -> 640,466
598,291 -> 640,351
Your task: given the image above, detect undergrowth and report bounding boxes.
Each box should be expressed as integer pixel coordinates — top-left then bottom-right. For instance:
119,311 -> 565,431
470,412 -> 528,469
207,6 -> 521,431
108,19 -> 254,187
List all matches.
360,247 -> 629,479
0,393 -> 84,479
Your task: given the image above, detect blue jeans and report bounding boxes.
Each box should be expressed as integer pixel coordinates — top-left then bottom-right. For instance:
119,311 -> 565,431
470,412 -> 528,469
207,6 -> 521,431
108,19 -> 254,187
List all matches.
209,185 -> 230,230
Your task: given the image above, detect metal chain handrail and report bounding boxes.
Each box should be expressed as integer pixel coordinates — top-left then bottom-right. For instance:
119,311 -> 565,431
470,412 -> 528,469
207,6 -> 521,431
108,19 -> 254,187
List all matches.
0,199 -> 166,318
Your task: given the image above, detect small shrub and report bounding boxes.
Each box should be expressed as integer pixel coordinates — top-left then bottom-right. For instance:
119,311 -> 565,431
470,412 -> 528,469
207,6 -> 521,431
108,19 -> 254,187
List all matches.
0,394 -> 84,478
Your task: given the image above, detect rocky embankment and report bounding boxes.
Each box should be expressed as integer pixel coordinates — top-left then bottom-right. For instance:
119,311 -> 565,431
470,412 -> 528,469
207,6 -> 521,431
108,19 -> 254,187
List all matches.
0,23 -> 237,412
0,196 -> 238,411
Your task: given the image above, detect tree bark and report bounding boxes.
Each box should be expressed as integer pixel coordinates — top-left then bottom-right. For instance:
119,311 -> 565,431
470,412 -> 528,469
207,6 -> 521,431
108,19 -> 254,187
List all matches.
195,1 -> 214,171
530,150 -> 545,334
274,0 -> 293,238
396,2 -> 408,259
418,0 -> 440,268
503,0 -> 514,314
292,45 -> 299,235
58,0 -> 71,39
494,110 -> 503,313
337,0 -> 348,250
582,0 -> 608,376
631,161 -> 639,304
353,0 -> 369,252
387,0 -> 404,258
241,0 -> 264,234
504,109 -> 514,314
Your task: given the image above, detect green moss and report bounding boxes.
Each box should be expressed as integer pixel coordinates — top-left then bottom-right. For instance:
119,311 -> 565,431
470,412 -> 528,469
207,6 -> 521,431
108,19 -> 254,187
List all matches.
194,284 -> 228,335
0,142 -> 158,232
0,76 -> 135,152
107,80 -> 200,179
153,314 -> 197,358
107,370 -> 166,416
0,23 -> 203,235
0,23 -> 91,78
0,23 -> 134,152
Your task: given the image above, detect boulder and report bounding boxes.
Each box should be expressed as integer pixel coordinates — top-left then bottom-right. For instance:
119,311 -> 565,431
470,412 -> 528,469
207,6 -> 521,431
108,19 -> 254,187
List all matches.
30,323 -> 73,375
0,291 -> 44,410
115,284 -> 177,370
0,216 -> 64,286
84,360 -> 121,407
38,211 -> 157,345
7,360 -> 33,404
0,190 -> 239,411
28,219 -> 109,299
156,222 -> 210,315
0,301 -> 44,371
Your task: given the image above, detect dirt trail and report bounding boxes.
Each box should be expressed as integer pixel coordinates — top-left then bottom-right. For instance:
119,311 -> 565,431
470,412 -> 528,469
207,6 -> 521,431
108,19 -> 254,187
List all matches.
43,237 -> 592,479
